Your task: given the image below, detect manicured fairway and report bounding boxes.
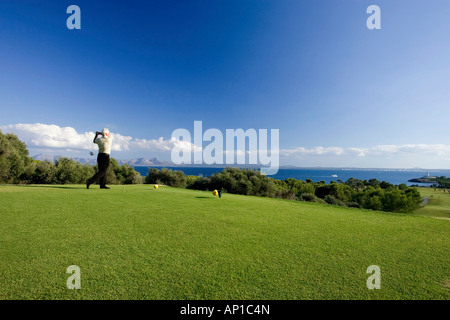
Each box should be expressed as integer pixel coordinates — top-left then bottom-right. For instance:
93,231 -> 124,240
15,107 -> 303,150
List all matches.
0,185 -> 448,299
415,187 -> 450,219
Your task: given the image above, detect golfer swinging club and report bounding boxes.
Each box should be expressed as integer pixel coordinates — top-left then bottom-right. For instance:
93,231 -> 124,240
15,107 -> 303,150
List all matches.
86,128 -> 112,189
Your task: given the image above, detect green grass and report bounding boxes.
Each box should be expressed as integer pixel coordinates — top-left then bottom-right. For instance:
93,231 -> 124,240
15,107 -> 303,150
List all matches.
0,184 -> 448,300
415,187 -> 450,219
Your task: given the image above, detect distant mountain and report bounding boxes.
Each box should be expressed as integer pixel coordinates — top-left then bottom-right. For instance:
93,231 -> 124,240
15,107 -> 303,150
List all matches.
122,157 -> 173,166
33,154 -> 55,162
32,154 -> 172,167
72,157 -> 97,165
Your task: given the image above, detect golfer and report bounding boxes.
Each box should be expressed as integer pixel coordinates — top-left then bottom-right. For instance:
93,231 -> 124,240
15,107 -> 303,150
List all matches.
86,128 -> 112,189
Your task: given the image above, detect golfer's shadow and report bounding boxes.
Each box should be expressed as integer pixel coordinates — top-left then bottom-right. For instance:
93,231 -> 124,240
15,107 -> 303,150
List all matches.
195,196 -> 212,199
15,185 -> 83,190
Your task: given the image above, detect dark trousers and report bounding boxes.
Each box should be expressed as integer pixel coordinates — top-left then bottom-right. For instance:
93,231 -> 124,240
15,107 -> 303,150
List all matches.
89,153 -> 110,187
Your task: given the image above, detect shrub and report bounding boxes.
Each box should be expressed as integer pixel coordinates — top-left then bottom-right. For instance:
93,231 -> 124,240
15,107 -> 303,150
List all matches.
324,195 -> 347,207
114,163 -> 143,184
347,201 -> 361,208
299,193 -> 315,201
186,175 -> 201,187
145,168 -> 187,187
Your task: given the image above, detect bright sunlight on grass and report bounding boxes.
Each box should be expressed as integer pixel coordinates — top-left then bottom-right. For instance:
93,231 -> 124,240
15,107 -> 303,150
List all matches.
0,185 -> 448,299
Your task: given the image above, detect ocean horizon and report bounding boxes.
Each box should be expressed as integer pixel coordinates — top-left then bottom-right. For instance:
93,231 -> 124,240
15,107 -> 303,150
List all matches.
132,166 -> 450,186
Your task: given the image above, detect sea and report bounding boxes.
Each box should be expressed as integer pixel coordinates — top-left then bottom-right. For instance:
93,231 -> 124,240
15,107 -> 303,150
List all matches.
132,167 -> 450,186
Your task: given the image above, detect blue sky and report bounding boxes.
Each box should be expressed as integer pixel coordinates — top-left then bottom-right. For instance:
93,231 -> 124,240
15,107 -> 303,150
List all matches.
1,0 -> 450,168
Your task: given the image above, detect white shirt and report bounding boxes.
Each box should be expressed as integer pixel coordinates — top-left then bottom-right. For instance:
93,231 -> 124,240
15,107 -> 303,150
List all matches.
95,136 -> 112,154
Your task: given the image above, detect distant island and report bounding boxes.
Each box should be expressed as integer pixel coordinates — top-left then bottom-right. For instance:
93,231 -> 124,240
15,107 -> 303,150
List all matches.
408,173 -> 450,188
408,172 -> 437,183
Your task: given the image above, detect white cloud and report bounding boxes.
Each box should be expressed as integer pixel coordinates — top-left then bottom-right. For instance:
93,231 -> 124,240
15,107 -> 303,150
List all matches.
0,123 -> 196,153
280,144 -> 450,168
2,123 -> 450,168
280,144 -> 450,159
280,146 -> 344,156
346,144 -> 450,158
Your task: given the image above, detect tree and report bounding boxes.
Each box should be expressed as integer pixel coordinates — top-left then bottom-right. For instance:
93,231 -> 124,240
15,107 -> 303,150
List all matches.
0,130 -> 33,183
117,164 -> 143,184
104,158 -> 120,185
31,160 -> 57,184
54,157 -> 89,184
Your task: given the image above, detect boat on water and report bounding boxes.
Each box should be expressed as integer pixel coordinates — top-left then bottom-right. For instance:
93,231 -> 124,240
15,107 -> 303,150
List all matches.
331,174 -> 338,178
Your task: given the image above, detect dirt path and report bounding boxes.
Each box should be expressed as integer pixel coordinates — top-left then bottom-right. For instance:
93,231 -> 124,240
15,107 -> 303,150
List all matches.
431,216 -> 450,221
421,197 -> 428,206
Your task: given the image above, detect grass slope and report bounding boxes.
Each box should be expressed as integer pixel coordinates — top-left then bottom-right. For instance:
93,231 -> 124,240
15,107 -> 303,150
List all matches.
0,185 -> 448,300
